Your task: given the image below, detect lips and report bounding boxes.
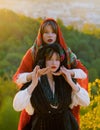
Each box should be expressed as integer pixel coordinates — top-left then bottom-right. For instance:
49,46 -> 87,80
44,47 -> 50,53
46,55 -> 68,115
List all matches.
51,66 -> 57,69
48,39 -> 53,42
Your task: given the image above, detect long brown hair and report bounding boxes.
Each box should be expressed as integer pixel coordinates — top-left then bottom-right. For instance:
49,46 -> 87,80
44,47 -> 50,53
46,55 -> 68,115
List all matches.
40,20 -> 58,36
32,18 -> 77,69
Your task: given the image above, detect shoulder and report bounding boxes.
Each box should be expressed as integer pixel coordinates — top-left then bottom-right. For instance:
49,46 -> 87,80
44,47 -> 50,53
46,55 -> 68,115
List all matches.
23,47 -> 33,58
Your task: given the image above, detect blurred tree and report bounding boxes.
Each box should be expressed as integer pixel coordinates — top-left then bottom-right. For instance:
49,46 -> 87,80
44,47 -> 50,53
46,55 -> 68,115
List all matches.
0,97 -> 19,130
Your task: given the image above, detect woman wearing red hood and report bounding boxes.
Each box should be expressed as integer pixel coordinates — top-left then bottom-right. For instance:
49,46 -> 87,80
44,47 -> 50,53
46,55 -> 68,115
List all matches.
13,18 -> 88,130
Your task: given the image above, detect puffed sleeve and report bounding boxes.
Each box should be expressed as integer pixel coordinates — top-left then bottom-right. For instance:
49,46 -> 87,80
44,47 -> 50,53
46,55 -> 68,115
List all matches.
13,88 -> 34,115
69,83 -> 90,109
72,69 -> 87,79
16,73 -> 29,85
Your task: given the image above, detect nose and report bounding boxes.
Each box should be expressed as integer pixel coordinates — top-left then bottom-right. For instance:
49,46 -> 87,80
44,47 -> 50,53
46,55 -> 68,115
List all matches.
52,60 -> 56,64
48,33 -> 53,37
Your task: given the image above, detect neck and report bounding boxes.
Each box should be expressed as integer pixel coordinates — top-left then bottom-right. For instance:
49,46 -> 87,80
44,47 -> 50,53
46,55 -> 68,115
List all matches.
47,73 -> 53,80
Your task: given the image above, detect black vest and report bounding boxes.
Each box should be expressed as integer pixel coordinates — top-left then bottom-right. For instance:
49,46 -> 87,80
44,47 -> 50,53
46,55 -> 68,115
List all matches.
22,75 -> 79,130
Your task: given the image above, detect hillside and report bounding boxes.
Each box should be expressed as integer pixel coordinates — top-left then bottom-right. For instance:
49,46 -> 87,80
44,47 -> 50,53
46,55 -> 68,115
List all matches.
0,9 -> 100,130
0,9 -> 100,81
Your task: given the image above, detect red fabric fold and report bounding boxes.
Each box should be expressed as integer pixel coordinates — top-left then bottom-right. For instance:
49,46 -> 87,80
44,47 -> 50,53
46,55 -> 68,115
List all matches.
12,18 -> 88,130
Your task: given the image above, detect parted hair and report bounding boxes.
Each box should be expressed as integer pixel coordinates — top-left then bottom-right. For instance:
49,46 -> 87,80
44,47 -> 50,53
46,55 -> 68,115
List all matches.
33,43 -> 67,69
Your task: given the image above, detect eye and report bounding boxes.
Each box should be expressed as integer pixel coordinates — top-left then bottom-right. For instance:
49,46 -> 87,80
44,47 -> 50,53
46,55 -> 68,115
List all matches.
44,31 -> 48,33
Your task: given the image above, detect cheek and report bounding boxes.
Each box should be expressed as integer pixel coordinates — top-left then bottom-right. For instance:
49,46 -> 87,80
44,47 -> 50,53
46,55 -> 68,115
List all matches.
55,34 -> 57,38
42,34 -> 46,41
56,62 -> 60,68
43,34 -> 48,42
53,34 -> 57,40
46,61 -> 52,67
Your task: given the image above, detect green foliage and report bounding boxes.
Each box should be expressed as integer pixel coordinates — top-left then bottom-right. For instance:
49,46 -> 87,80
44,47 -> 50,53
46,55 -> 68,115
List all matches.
82,23 -> 100,38
0,8 -> 100,130
88,68 -> 99,83
0,78 -> 17,106
0,8 -> 100,82
60,25 -> 100,82
0,9 -> 41,79
0,97 -> 20,130
0,77 -> 100,130
80,79 -> 100,130
0,77 -> 19,130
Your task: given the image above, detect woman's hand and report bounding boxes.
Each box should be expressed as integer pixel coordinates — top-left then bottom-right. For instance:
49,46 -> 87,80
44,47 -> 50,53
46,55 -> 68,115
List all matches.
31,65 -> 40,87
52,66 -> 74,78
60,66 -> 72,82
37,66 -> 50,77
31,66 -> 50,86
60,66 -> 80,92
27,66 -> 50,82
27,66 -> 40,94
27,66 -> 51,94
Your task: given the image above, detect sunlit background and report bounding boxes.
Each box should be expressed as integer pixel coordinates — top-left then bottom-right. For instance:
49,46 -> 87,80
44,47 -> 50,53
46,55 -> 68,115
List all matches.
0,0 -> 100,130
0,0 -> 100,29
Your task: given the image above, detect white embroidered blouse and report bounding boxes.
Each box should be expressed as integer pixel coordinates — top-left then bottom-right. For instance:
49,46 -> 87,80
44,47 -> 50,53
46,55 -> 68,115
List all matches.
13,69 -> 90,115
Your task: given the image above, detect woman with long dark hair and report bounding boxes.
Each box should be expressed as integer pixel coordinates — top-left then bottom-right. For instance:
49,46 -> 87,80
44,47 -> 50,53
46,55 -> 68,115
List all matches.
13,43 -> 90,130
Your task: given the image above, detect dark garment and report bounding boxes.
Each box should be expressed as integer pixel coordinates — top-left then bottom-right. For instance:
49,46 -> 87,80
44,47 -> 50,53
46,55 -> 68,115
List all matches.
23,75 -> 79,130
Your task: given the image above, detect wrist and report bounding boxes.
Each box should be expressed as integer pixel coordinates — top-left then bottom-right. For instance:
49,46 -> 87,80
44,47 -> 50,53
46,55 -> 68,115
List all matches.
27,84 -> 35,95
70,70 -> 75,77
68,79 -> 80,92
27,72 -> 32,82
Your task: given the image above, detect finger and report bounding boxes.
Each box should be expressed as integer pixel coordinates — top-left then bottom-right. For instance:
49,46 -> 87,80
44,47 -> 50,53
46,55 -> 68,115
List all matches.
36,65 -> 40,70
32,66 -> 40,78
60,67 -> 65,73
38,67 -> 50,75
61,66 -> 67,72
42,69 -> 50,75
33,65 -> 40,73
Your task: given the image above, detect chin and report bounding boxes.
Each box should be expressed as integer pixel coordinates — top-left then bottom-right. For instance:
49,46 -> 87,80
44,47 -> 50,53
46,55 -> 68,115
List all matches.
51,69 -> 57,73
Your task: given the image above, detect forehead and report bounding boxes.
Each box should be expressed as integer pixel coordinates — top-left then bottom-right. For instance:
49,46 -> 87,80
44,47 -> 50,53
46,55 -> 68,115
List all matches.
44,25 -> 53,31
46,52 -> 60,60
41,21 -> 57,34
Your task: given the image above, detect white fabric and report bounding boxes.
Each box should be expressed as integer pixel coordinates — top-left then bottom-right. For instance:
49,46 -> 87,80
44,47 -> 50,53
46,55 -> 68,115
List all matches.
69,83 -> 90,108
72,69 -> 87,79
13,88 -> 31,112
16,73 -> 29,84
25,102 -> 34,115
13,84 -> 90,115
16,69 -> 87,85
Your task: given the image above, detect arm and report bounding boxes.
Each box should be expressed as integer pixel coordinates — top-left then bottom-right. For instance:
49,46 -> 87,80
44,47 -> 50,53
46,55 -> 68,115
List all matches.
15,67 -> 51,86
13,66 -> 40,114
60,66 -> 90,107
13,87 -> 34,115
63,68 -> 87,79
75,59 -> 88,91
69,48 -> 88,91
69,83 -> 90,109
72,69 -> 87,79
15,72 -> 33,85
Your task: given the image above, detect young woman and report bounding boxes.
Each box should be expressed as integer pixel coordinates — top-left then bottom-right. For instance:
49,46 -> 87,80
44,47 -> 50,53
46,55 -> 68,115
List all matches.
13,43 -> 90,130
13,18 -> 88,130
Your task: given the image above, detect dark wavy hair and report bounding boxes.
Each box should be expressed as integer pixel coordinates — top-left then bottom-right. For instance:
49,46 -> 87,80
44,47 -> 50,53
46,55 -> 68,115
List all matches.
33,43 -> 67,70
20,43 -> 68,90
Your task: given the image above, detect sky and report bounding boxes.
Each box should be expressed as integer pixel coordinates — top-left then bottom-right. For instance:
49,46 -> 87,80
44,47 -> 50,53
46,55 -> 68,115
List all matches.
0,0 -> 100,27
